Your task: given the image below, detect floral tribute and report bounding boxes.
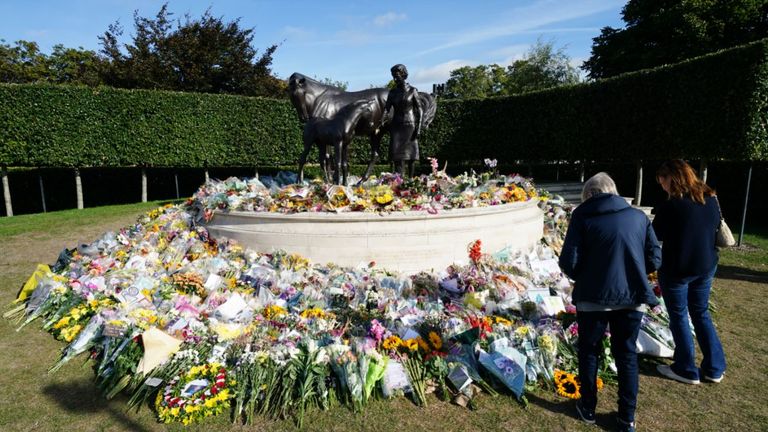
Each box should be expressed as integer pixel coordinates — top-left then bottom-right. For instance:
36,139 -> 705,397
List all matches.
156,363 -> 232,425
5,170 -> 677,426
192,168 -> 538,218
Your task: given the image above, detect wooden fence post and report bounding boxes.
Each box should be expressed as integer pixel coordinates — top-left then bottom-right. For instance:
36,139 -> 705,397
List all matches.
38,170 -> 47,213
635,160 -> 643,206
2,166 -> 12,217
174,171 -> 180,199
74,168 -> 84,209
141,168 -> 148,203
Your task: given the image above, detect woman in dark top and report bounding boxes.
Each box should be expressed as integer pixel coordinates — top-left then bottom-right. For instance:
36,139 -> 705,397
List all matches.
559,172 -> 661,432
652,159 -> 726,385
383,64 -> 422,178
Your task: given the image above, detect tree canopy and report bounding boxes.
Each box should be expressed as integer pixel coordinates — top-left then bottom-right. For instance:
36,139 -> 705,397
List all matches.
99,4 -> 283,97
0,4 -> 284,97
441,39 -> 580,99
583,0 -> 768,79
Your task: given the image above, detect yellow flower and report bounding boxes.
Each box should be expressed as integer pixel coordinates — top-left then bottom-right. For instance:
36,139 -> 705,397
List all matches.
514,325 -> 531,338
382,335 -> 403,351
416,336 -> 429,352
494,316 -> 513,326
428,331 -> 442,350
554,369 -> 569,383
403,338 -> 419,352
375,193 -> 393,205
556,374 -> 581,399
263,304 -> 287,319
53,316 -> 71,329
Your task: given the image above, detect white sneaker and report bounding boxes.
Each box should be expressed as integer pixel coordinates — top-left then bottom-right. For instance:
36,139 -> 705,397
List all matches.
657,364 -> 700,385
703,372 -> 724,383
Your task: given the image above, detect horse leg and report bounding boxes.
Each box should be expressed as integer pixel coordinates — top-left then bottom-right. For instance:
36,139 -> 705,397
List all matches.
341,140 -> 350,185
362,133 -> 381,183
333,139 -> 343,185
298,132 -> 314,183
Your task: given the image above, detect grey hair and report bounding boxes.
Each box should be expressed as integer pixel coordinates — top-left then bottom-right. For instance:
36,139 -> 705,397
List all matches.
581,172 -> 619,202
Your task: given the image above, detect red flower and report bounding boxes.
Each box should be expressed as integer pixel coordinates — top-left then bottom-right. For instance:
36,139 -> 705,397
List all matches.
468,240 -> 482,263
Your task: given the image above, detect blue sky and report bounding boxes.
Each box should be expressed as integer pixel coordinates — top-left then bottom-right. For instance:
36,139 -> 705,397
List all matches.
0,0 -> 626,91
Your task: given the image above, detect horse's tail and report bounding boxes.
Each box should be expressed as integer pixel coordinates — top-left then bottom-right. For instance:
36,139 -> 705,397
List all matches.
418,92 -> 437,129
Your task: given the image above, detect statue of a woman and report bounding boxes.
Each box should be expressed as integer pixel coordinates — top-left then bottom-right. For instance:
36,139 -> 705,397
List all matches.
383,64 -> 423,178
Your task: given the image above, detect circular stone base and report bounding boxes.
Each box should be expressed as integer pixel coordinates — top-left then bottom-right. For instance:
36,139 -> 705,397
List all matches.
205,200 -> 544,274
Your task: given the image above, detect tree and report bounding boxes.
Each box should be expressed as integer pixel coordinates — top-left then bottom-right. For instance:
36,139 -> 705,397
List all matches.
0,40 -> 48,83
583,0 -> 768,79
443,64 -> 506,99
441,39 -> 579,99
47,45 -> 103,86
99,3 -> 283,97
504,39 -> 580,94
315,76 -> 348,91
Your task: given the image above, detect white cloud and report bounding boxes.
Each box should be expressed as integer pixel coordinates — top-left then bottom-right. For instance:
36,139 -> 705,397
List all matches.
281,26 -> 313,41
410,59 -> 477,89
412,0 -> 623,57
24,29 -> 50,39
373,12 -> 407,27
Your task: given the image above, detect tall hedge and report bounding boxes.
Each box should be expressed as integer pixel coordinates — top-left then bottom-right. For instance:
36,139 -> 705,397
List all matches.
0,86 -> 305,167
1,39 -> 767,168
420,38 -> 768,163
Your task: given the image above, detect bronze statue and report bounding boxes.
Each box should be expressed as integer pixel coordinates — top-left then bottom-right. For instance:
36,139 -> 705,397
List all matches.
288,72 -> 436,182
298,100 -> 374,185
383,64 -> 423,178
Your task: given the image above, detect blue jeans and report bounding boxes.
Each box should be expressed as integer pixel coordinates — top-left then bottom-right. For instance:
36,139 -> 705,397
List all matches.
577,309 -> 644,424
660,265 -> 726,380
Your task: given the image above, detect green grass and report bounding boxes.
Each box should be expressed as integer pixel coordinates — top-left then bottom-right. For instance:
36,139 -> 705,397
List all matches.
0,201 -> 171,237
1,204 -> 766,431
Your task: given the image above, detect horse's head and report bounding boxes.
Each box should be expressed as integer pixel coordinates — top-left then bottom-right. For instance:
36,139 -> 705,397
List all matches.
288,73 -> 311,123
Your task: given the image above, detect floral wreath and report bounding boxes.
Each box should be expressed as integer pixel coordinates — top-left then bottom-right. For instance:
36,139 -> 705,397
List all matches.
155,363 -> 231,424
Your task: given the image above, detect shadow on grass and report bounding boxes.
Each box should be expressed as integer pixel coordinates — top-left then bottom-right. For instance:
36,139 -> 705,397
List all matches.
716,265 -> 768,283
43,381 -> 152,432
525,392 -> 615,431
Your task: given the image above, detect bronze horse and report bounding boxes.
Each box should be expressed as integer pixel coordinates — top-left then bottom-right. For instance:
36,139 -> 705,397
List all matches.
299,100 -> 374,185
288,72 -> 436,182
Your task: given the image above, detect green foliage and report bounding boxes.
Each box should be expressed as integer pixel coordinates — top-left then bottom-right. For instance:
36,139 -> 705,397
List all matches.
584,0 -> 768,79
504,39 -> 580,94
0,40 -> 51,83
99,3 -> 284,98
1,40 -> 767,168
0,84 -> 304,167
422,39 -> 768,163
442,40 -> 580,99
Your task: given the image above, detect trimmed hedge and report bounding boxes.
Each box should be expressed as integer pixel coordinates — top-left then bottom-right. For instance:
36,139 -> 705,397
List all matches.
421,39 -> 768,163
1,39 -> 767,168
0,86 -> 305,167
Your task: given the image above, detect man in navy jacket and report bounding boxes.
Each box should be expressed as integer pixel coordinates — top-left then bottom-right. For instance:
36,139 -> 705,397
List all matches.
558,172 -> 661,432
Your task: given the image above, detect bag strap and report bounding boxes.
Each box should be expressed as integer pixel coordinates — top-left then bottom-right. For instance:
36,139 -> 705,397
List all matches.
713,195 -> 724,221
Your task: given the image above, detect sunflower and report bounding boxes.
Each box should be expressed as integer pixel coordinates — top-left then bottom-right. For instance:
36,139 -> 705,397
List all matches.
416,336 -> 430,352
556,374 -> 581,399
382,335 -> 403,351
554,369 -> 569,383
427,331 -> 443,350
402,338 -> 419,352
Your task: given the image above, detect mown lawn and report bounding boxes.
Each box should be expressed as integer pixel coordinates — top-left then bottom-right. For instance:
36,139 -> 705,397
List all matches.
1,203 -> 766,432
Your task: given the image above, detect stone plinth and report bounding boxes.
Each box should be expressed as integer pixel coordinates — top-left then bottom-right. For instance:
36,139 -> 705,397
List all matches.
205,200 -> 544,274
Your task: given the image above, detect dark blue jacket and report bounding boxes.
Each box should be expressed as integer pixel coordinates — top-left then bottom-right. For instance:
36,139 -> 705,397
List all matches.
652,195 -> 719,277
559,193 -> 661,306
